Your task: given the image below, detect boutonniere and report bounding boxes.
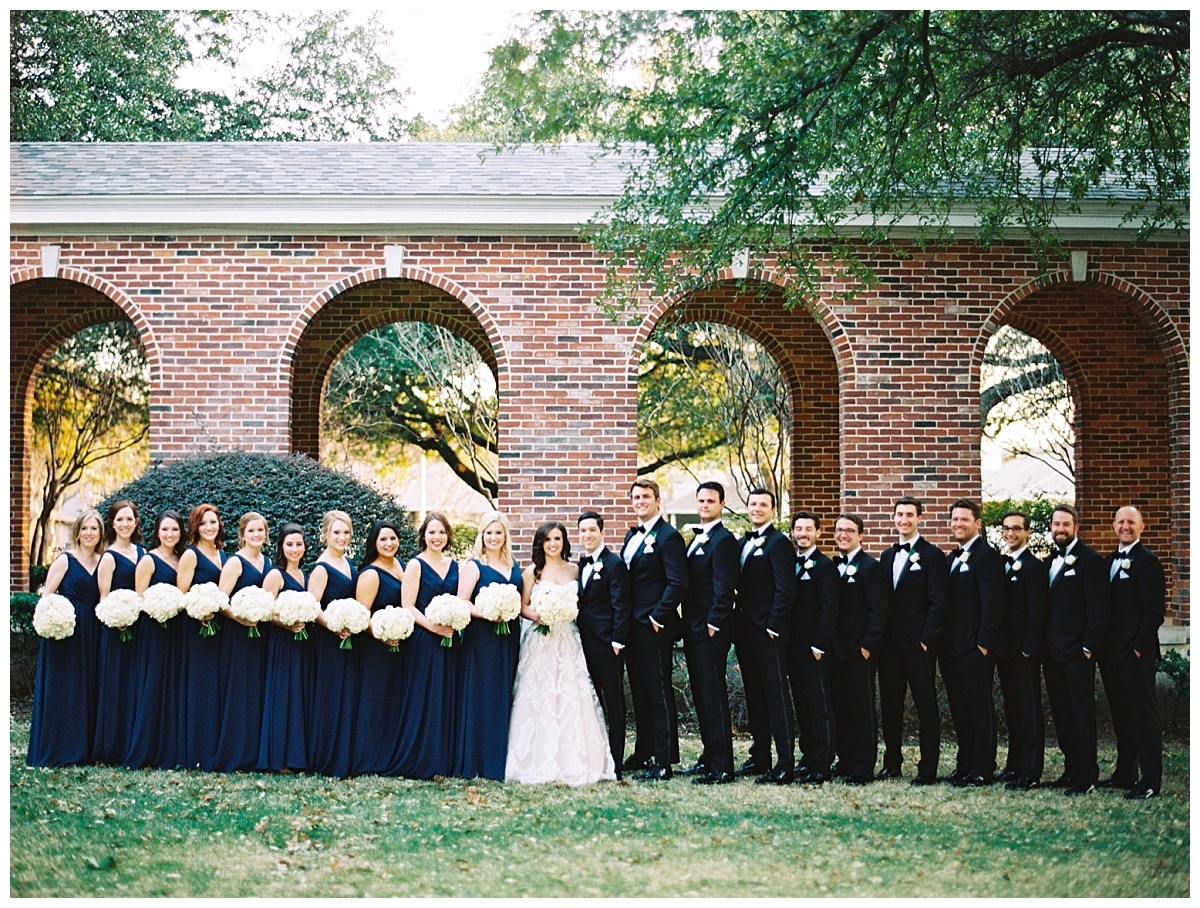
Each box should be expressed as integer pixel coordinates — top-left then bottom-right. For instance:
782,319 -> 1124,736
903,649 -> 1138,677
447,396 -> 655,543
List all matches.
959,551 -> 970,564
643,532 -> 657,553
592,561 -> 604,576
845,564 -> 858,577
1011,559 -> 1023,572
751,536 -> 765,550
1120,557 -> 1132,571
1064,554 -> 1077,566
803,558 -> 815,571
908,551 -> 921,564
694,533 -> 710,546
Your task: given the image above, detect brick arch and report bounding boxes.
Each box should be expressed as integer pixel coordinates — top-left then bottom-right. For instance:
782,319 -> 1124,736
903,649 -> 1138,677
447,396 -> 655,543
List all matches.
8,274 -> 157,589
630,277 -> 841,520
973,270 -> 1188,622
288,275 -> 502,459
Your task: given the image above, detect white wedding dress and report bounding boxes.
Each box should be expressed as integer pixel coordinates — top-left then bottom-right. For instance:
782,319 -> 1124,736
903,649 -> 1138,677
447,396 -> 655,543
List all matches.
505,581 -> 617,785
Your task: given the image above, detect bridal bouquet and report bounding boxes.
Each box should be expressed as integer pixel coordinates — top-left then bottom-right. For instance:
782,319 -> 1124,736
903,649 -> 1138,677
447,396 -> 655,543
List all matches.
474,583 -> 521,635
95,589 -> 143,642
183,582 -> 228,637
229,586 -> 275,638
370,605 -> 416,651
33,593 -> 76,640
274,589 -> 322,640
530,584 -> 579,636
142,583 -> 185,626
425,593 -> 472,648
323,598 -> 371,649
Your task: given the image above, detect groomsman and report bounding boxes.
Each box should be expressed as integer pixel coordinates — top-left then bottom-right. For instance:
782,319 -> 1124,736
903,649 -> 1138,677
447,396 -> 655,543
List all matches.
941,499 -> 1005,787
621,479 -> 688,780
1042,504 -> 1109,795
785,510 -> 839,785
678,482 -> 740,785
733,489 -> 796,784
995,510 -> 1048,791
877,496 -> 948,786
829,514 -> 888,784
1098,506 -> 1165,799
576,510 -> 633,777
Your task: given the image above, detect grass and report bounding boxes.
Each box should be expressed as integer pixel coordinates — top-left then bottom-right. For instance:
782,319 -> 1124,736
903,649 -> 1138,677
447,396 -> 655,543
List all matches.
9,709 -> 1189,897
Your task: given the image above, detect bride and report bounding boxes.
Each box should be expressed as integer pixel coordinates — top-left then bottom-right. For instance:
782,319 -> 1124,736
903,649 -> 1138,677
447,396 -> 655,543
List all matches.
505,521 -> 617,785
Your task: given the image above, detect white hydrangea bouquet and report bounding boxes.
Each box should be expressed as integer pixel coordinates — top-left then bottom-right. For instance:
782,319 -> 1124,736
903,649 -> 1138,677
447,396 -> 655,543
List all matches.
95,589 -> 143,642
33,593 -> 76,640
425,593 -> 472,648
529,583 -> 579,636
229,586 -> 275,638
323,598 -> 371,650
370,605 -> 416,651
183,582 -> 229,637
274,589 -> 322,641
475,583 -> 521,635
142,583 -> 185,626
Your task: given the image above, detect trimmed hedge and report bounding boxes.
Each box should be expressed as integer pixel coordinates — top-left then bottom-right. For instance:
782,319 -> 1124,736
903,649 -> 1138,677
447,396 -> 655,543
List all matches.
99,452 -> 418,570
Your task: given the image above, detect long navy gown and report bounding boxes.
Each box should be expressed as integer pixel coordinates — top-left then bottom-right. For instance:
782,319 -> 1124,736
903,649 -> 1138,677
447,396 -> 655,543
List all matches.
349,564 -> 407,776
213,554 -> 271,772
92,545 -> 145,765
307,562 -> 359,778
27,553 -> 101,766
123,554 -> 184,769
387,558 -> 459,779
453,560 -> 522,780
258,568 -> 311,772
179,547 -> 226,771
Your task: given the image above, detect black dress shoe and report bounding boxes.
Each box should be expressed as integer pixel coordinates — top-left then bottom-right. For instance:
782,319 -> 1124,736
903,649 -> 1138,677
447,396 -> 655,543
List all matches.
622,755 -> 652,772
735,760 -> 769,777
1064,781 -> 1096,796
1098,776 -> 1137,790
755,768 -> 794,785
842,773 -> 873,785
1045,774 -> 1076,789
942,769 -> 965,785
693,770 -> 734,785
829,763 -> 846,778
1124,784 -> 1158,800
678,762 -> 708,777
910,774 -> 937,787
996,769 -> 1020,783
641,765 -> 673,781
876,766 -> 902,781
1004,776 -> 1040,791
952,773 -> 992,788
798,770 -> 830,785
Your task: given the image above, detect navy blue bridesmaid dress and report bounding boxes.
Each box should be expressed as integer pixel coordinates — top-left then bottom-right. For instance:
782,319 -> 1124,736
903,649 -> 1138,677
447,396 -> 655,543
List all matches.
258,568 -> 312,772
307,562 -> 359,778
453,560 -> 522,780
212,554 -> 271,772
387,558 -> 459,779
123,554 -> 185,769
27,553 -> 101,766
92,545 -> 145,765
349,564 -> 407,776
179,547 -> 225,771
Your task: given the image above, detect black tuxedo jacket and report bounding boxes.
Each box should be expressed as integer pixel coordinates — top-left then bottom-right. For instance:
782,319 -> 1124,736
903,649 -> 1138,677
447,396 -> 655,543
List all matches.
734,524 -> 796,637
943,536 -> 1005,657
577,546 -> 632,648
789,548 -> 839,653
1042,539 -> 1109,664
831,549 -> 888,661
879,536 -> 948,653
1101,541 -> 1165,663
622,515 -> 688,632
995,547 -> 1048,661
680,522 -> 739,635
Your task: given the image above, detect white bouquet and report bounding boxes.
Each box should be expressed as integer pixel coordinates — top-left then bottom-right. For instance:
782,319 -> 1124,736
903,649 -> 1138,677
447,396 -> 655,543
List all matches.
475,583 -> 521,636
274,589 -> 322,640
323,597 -> 371,650
229,585 -> 275,638
530,583 -> 579,635
425,593 -> 472,648
33,593 -> 76,640
183,582 -> 229,637
95,589 -> 143,642
370,605 -> 416,651
142,583 -> 185,626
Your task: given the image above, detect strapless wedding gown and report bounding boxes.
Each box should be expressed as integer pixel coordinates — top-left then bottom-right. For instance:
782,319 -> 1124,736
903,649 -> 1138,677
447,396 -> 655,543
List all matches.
505,580 -> 617,785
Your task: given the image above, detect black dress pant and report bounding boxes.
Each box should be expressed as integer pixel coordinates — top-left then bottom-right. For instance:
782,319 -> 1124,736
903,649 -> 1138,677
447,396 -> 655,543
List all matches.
878,643 -> 941,778
940,647 -> 996,778
682,621 -> 734,775
831,653 -> 876,778
625,622 -> 674,768
996,651 -> 1045,780
581,637 -> 626,772
734,618 -> 795,772
1042,653 -> 1099,785
1099,654 -> 1162,790
786,645 -> 835,774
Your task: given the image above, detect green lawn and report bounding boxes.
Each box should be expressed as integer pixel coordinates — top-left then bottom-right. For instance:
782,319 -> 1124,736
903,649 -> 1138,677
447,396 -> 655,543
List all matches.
9,711 -> 1189,897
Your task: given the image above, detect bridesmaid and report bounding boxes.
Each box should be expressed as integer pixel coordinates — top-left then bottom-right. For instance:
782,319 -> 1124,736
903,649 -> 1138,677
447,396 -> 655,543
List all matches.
259,522 -> 311,773
92,500 -> 145,765
213,512 -> 272,772
454,510 -> 523,780
306,510 -> 359,778
124,510 -> 187,770
175,503 -> 227,772
389,513 -> 459,779
27,509 -> 104,767
349,519 -> 408,776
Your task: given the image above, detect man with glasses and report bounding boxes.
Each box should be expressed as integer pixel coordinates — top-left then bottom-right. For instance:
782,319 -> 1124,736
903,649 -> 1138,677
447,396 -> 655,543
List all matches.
995,511 -> 1048,791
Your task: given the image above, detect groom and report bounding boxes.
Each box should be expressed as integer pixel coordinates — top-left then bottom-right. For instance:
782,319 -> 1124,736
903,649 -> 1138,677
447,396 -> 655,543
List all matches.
621,478 -> 688,780
575,510 -> 632,777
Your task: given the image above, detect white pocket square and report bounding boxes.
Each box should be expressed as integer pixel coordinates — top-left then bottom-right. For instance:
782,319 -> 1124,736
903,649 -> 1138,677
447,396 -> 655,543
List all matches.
909,564 -> 922,572
846,577 -> 856,584
1010,575 -> 1020,582
1119,570 -> 1130,579
800,574 -> 812,581
1064,569 -> 1076,577
959,565 -> 971,573
752,549 -> 764,557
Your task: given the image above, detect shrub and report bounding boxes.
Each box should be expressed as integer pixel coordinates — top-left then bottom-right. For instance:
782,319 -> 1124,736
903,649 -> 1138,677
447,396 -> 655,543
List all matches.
99,452 -> 417,570
28,564 -> 48,593
11,592 -> 40,698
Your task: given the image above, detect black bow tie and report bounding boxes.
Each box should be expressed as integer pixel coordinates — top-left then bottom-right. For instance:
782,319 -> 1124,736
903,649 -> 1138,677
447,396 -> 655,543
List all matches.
1005,555 -> 1016,566
1056,546 -> 1070,558
836,555 -> 849,565
951,547 -> 964,558
580,555 -> 594,567
895,542 -> 911,552
630,525 -> 645,535
744,530 -> 762,541
691,527 -> 705,537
